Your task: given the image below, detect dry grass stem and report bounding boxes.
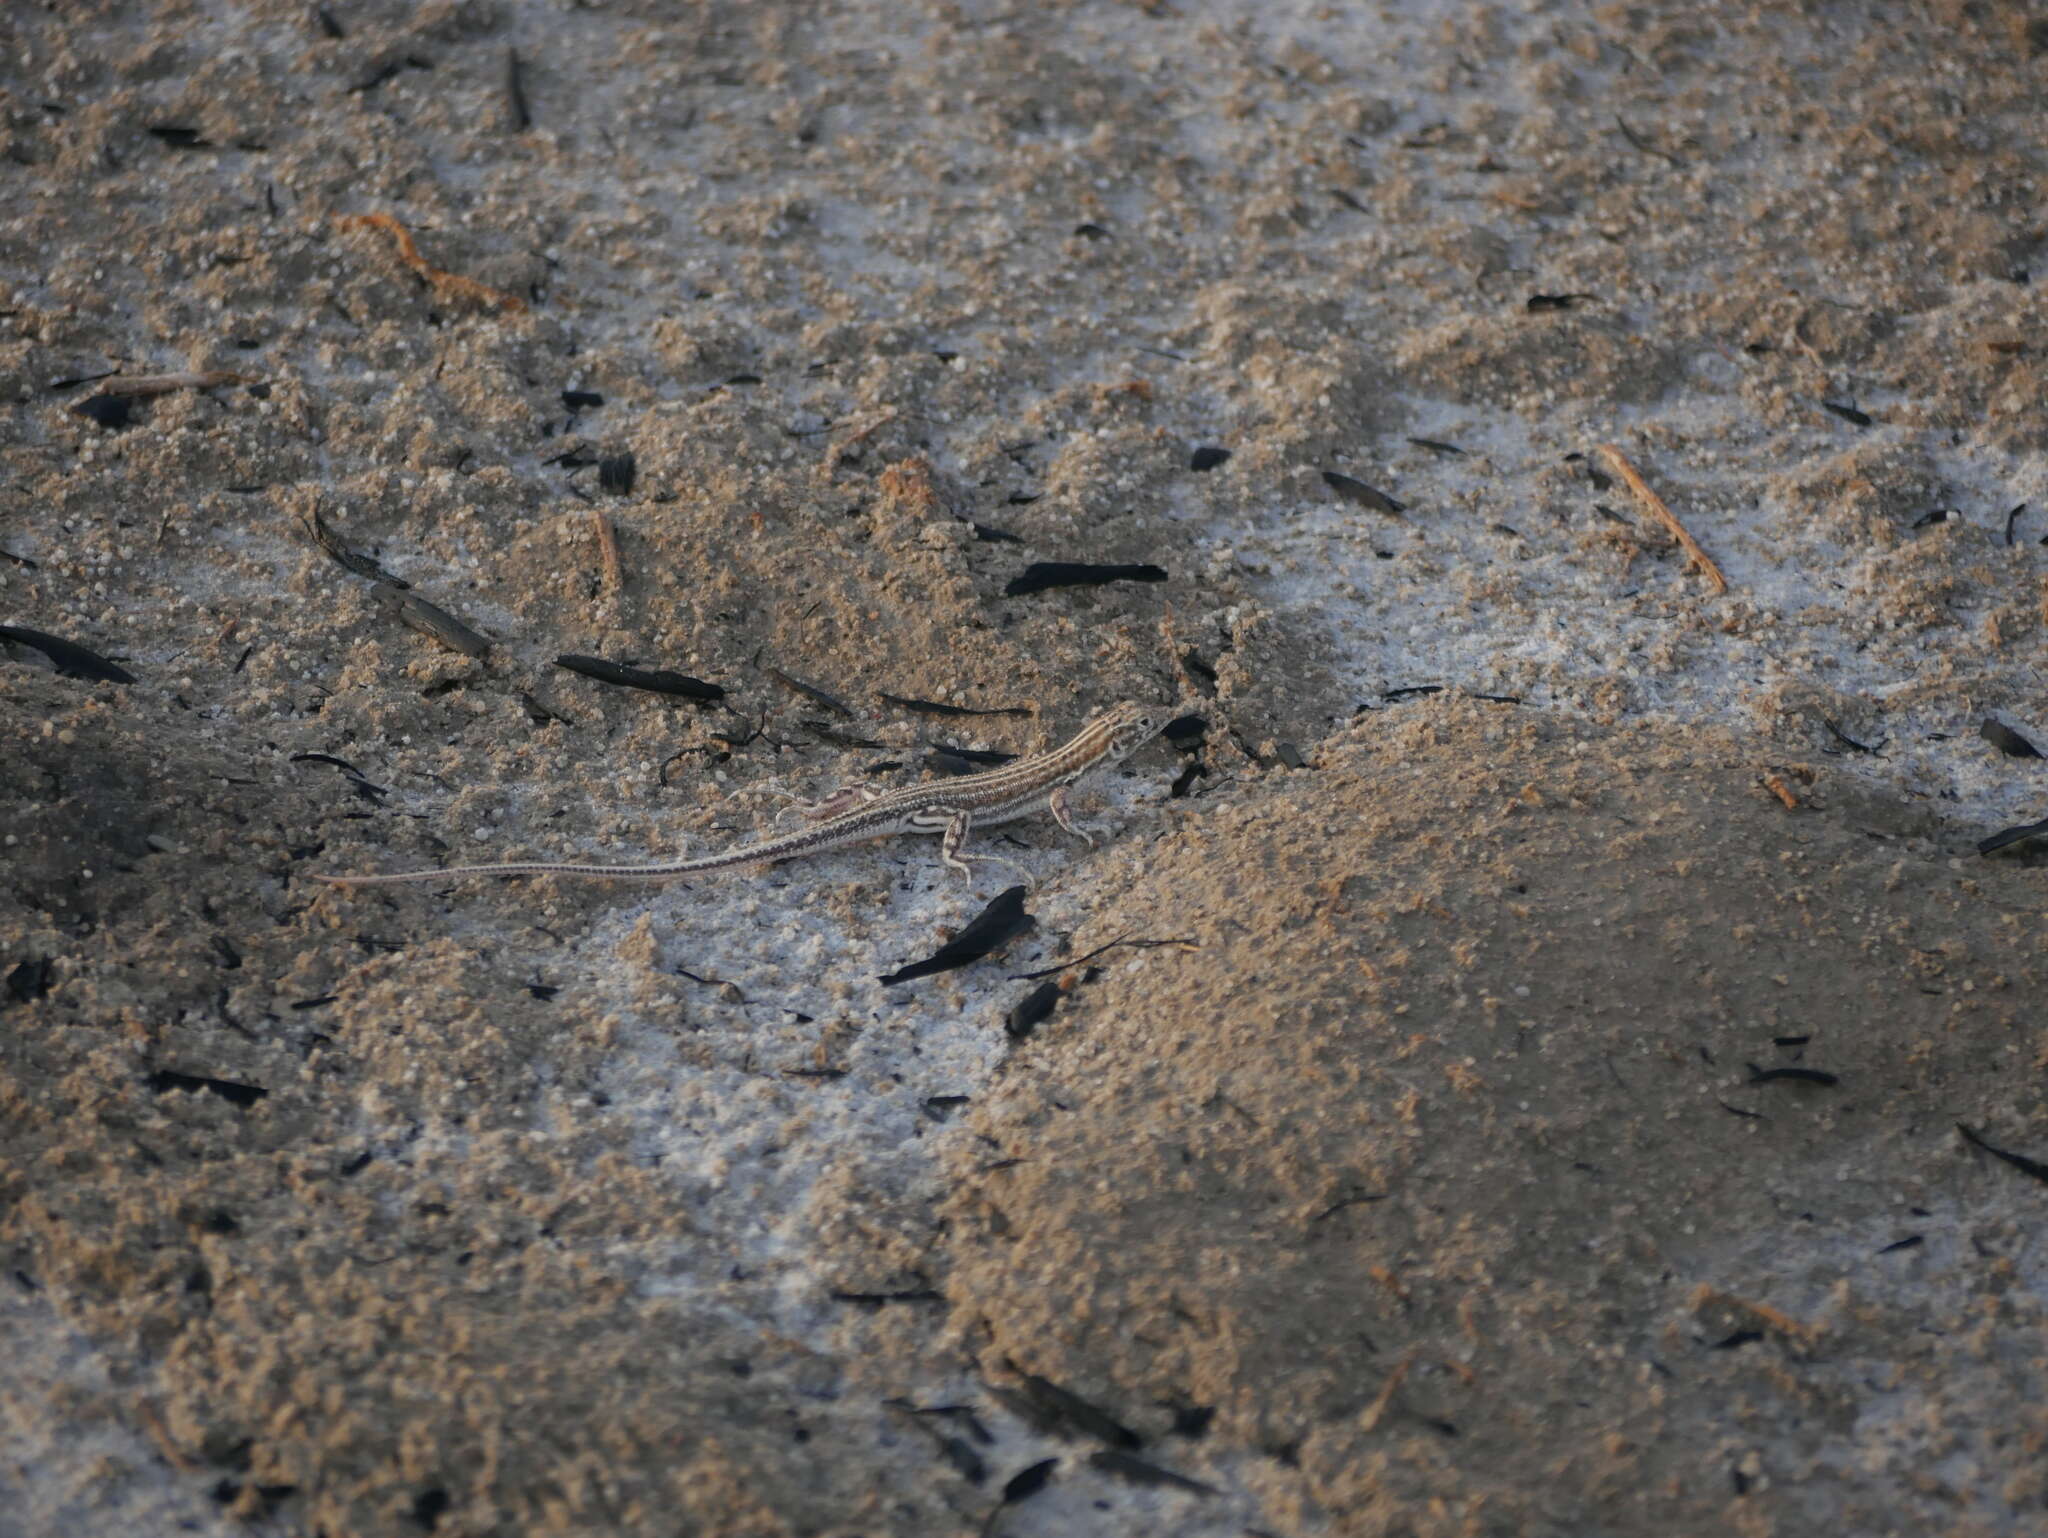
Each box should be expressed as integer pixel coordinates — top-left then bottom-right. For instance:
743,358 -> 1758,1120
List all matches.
101,371 -> 249,397
336,213 -> 527,314
590,508 -> 623,591
1596,443 -> 1728,596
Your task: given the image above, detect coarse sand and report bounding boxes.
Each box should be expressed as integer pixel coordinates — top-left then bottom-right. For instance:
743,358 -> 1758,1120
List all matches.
4,2 -> 2047,1534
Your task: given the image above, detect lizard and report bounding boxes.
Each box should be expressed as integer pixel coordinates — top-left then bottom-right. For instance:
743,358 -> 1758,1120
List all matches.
312,699 -> 1170,889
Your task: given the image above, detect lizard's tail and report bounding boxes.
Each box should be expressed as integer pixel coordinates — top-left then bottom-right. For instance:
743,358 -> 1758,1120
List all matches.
312,854 -> 748,887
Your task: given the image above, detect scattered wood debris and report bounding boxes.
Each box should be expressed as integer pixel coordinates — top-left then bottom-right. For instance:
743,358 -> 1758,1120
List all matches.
5,957 -> 54,1004
1321,470 -> 1405,516
49,368 -> 119,391
1358,1356 -> 1415,1434
589,508 -> 623,591
372,583 -> 490,657
146,1067 -> 267,1108
554,654 -> 723,701
348,53 -> 433,94
1958,1123 -> 2048,1185
1005,980 -> 1062,1040
1690,1285 -> 1815,1348
598,452 -> 635,495
1005,562 -> 1168,596
97,370 -> 249,397
1758,771 -> 1800,811
888,1402 -> 988,1486
802,721 -> 883,750
1614,114 -> 1683,166
0,624 -> 135,683
518,691 -> 577,729
1087,1449 -> 1216,1496
1009,935 -> 1197,982
998,1458 -> 1057,1507
880,692 -> 1030,719
504,46 -> 531,131
289,753 -> 388,803
305,504 -> 406,587
1821,718 -> 1878,754
1979,813 -> 2048,855
70,395 -> 134,428
1595,444 -> 1728,595
1745,1062 -> 1838,1087
926,744 -> 1017,775
767,667 -> 853,717
1710,1292 -> 1811,1343
880,887 -> 1033,985
1980,719 -> 2041,758
992,1365 -> 1141,1448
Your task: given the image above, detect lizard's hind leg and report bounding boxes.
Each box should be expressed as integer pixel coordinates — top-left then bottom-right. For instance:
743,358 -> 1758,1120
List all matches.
767,782 -> 885,825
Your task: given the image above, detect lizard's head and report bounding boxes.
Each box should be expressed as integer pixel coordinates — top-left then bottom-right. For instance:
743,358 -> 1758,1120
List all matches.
1094,700 -> 1172,761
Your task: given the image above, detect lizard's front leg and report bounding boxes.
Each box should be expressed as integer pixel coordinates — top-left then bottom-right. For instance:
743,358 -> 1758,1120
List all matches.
1048,785 -> 1097,849
912,807 -> 1031,883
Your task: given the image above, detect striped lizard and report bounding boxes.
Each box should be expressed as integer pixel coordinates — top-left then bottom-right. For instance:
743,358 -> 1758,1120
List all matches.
314,700 -> 1169,888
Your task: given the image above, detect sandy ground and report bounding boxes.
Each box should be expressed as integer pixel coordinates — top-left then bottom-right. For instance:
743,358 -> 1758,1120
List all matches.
3,1 -> 2047,1534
